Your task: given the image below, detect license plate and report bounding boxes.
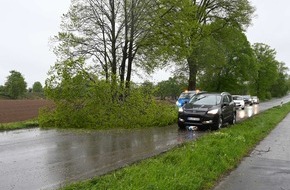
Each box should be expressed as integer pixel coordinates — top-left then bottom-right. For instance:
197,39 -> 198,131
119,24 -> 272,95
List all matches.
188,117 -> 200,121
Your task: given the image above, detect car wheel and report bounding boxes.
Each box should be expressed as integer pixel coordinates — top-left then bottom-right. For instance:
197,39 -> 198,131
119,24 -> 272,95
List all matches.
178,121 -> 186,129
229,112 -> 236,125
212,116 -> 223,130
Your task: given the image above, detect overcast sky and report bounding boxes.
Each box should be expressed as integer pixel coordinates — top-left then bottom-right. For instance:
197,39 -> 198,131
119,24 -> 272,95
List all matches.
0,0 -> 289,87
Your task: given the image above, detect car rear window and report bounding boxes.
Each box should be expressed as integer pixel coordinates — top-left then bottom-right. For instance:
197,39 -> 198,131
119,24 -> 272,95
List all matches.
233,96 -> 243,100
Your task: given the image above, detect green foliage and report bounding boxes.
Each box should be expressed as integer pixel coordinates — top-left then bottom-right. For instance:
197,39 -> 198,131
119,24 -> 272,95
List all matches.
0,85 -> 4,92
155,76 -> 187,100
60,103 -> 290,190
32,81 -> 43,93
0,119 -> 38,131
271,73 -> 288,98
250,43 -> 279,100
198,24 -> 256,94
145,0 -> 255,89
39,77 -> 176,129
40,56 -> 176,129
4,70 -> 27,99
270,62 -> 289,98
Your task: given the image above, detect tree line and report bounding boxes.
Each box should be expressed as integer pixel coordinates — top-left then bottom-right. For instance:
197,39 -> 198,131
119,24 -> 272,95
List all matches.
154,43 -> 290,100
0,70 -> 43,99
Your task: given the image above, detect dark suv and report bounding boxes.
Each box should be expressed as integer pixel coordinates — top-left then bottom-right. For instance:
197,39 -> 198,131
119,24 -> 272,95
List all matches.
178,92 -> 236,130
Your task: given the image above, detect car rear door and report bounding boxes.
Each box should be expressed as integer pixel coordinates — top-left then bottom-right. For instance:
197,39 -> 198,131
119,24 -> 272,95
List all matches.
222,95 -> 232,121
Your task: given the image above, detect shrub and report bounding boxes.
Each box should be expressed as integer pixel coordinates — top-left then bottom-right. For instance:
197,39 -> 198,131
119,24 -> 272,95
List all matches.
39,80 -> 176,129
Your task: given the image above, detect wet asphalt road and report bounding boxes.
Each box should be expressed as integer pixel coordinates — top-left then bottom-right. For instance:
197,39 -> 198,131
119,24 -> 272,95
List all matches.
0,126 -> 206,190
0,95 -> 290,190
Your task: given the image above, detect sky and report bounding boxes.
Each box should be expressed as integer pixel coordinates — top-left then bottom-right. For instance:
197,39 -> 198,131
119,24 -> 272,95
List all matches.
0,0 -> 289,88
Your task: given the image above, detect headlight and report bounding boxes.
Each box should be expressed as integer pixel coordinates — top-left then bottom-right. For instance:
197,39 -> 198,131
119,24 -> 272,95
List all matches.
208,108 -> 219,114
176,101 -> 180,106
178,107 -> 184,112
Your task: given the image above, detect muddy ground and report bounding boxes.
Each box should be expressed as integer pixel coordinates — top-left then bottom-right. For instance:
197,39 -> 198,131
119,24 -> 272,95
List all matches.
0,100 -> 52,123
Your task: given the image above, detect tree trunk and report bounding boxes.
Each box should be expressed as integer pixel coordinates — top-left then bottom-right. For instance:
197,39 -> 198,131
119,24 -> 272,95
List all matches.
187,57 -> 197,90
125,0 -> 136,91
120,0 -> 129,92
110,0 -> 118,100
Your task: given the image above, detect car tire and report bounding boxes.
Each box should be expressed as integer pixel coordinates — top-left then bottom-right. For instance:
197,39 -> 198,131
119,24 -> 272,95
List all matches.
229,112 -> 236,125
212,116 -> 223,130
178,121 -> 186,129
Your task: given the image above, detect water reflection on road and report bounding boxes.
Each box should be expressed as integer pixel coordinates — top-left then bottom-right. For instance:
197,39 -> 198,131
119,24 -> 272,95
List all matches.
0,126 -> 205,190
236,104 -> 259,120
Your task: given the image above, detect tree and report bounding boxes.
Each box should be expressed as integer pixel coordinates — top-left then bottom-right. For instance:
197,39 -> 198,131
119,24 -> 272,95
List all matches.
146,0 -> 255,90
52,0 -> 158,100
198,23 -> 256,94
32,82 -> 43,93
155,76 -> 187,100
251,43 -> 279,99
270,62 -> 289,98
0,85 -> 5,95
4,70 -> 27,99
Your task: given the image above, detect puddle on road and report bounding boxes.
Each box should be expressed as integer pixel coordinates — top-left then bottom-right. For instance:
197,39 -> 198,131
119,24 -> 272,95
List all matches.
0,126 -> 204,190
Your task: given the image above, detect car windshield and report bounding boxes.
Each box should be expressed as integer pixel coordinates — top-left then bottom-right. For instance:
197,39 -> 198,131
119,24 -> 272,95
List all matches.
179,92 -> 195,99
189,94 -> 221,105
233,96 -> 243,100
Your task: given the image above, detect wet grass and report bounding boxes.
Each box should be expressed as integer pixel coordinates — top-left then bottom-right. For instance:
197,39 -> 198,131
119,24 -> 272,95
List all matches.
0,119 -> 38,131
59,102 -> 290,190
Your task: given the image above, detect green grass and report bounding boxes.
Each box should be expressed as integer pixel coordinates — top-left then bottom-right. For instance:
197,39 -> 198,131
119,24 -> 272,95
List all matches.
59,103 -> 290,190
0,119 -> 38,131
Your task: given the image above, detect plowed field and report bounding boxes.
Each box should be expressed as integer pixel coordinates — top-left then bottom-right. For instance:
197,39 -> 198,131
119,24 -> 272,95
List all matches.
0,100 -> 52,123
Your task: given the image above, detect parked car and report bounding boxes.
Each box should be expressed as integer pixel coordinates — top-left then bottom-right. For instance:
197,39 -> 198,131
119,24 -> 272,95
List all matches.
252,96 -> 259,104
232,95 -> 245,109
176,90 -> 198,107
242,95 -> 253,105
178,92 -> 236,130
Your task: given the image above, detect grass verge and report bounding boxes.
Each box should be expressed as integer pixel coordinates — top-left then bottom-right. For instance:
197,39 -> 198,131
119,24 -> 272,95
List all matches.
0,119 -> 38,131
60,103 -> 290,190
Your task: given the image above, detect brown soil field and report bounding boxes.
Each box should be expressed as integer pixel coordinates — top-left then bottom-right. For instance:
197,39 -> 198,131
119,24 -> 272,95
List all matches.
0,100 -> 52,123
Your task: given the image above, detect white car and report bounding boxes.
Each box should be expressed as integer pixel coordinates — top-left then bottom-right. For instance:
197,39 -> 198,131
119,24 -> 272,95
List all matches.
233,95 -> 245,109
252,96 -> 259,104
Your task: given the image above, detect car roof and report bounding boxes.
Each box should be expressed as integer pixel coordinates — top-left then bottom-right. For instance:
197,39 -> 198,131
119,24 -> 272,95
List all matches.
182,91 -> 196,93
197,92 -> 231,96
